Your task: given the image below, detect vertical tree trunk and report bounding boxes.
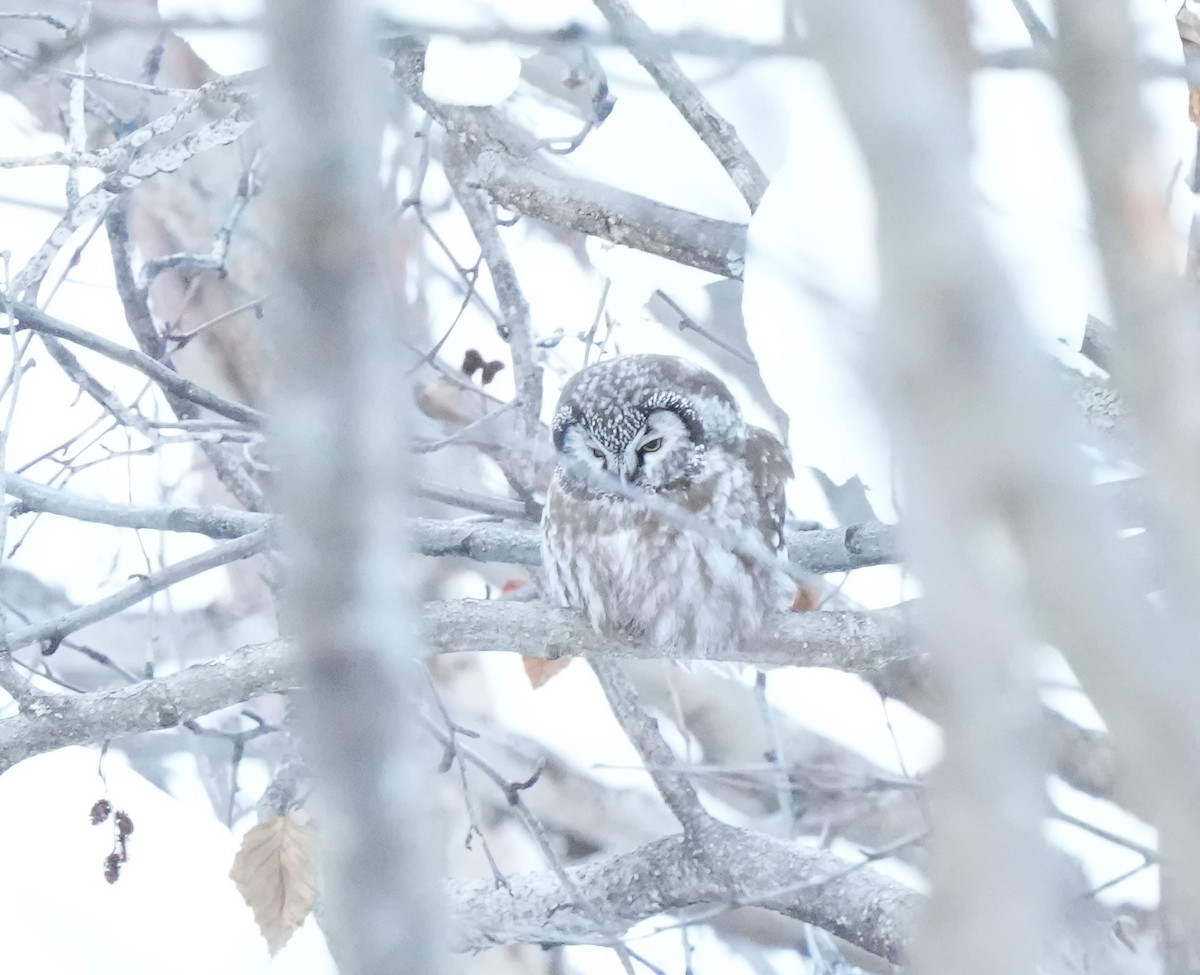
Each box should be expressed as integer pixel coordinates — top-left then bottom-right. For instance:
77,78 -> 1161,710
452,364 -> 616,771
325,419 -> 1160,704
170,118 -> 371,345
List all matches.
263,1 -> 445,972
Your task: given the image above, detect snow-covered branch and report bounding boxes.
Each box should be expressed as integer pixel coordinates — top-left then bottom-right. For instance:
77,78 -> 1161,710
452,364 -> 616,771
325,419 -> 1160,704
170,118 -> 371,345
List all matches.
386,38 -> 748,279
447,823 -> 919,961
0,639 -> 292,772
413,517 -> 901,574
424,599 -> 916,671
5,473 -> 269,537
3,473 -> 903,573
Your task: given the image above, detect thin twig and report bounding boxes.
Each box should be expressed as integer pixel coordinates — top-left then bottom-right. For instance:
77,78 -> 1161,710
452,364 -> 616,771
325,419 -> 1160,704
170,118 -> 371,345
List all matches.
443,144 -> 543,476
4,300 -> 265,427
5,528 -> 273,653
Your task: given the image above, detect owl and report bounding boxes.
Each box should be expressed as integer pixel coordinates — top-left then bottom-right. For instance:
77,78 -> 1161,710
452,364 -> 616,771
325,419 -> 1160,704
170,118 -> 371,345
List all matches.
541,354 -> 793,658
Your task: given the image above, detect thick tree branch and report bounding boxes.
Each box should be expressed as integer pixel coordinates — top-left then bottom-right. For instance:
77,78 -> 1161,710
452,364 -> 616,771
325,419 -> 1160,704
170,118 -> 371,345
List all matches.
387,38 -> 747,279
483,158 -> 747,278
425,599 -> 916,672
0,574 -> 1138,835
414,515 -> 900,573
0,639 -> 292,772
447,823 -> 919,962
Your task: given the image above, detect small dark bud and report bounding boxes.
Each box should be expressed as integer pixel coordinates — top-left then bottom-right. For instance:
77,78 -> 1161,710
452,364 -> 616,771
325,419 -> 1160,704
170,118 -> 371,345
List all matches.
462,348 -> 485,377
89,799 -> 112,825
479,360 -> 505,385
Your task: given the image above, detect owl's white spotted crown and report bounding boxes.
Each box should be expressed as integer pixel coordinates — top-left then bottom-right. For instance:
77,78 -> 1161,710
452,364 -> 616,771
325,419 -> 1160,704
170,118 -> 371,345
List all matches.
550,354 -> 741,454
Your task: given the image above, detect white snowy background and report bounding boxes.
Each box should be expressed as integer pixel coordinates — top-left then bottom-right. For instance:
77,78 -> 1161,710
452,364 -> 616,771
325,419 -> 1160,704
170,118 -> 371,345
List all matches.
0,0 -> 1190,971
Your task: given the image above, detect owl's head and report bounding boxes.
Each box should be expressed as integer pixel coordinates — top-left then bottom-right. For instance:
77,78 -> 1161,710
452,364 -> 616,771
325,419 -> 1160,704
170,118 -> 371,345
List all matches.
550,355 -> 742,492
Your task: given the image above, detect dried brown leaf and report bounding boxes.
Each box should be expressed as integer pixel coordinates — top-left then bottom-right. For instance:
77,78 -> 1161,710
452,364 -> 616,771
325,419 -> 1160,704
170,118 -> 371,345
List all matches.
522,655 -> 573,689
230,815 -> 317,956
791,580 -> 824,612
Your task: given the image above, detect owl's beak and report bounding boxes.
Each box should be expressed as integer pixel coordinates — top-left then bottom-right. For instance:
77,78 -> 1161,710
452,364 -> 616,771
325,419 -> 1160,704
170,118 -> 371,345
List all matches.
618,451 -> 638,485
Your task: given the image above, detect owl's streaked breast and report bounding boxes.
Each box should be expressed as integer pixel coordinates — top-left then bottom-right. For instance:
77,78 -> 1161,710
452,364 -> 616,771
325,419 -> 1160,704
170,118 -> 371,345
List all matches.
540,354 -> 792,659
541,450 -> 788,658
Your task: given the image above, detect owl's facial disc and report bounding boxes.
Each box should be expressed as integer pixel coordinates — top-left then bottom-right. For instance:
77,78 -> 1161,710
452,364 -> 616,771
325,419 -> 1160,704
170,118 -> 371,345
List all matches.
559,423 -> 614,479
619,409 -> 694,489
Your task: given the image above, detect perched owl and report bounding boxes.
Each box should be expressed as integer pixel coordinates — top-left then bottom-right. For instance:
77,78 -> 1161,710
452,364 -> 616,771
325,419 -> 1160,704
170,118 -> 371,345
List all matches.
541,354 -> 793,658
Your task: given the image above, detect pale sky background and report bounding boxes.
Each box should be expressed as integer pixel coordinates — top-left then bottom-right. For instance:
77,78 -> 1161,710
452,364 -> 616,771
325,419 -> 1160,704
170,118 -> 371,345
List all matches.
0,0 -> 1189,971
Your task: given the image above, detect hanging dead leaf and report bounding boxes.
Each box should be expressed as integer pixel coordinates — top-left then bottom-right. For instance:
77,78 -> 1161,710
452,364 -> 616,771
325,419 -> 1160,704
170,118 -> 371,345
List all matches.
522,655 -> 572,689
230,815 -> 317,956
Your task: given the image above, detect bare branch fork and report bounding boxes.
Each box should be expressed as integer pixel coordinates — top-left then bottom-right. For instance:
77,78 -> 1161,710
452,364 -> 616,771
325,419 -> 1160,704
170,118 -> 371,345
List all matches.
579,658 -> 916,964
0,627 -> 921,961
103,202 -> 268,513
386,38 -> 748,280
448,822 -> 918,961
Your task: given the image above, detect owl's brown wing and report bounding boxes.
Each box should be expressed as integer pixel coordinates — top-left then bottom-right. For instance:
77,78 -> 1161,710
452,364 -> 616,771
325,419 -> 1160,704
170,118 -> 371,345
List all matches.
743,426 -> 792,553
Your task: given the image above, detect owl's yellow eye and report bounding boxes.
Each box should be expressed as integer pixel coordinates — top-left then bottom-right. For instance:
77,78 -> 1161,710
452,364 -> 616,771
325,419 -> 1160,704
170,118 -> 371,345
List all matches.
640,437 -> 664,454
591,448 -> 605,460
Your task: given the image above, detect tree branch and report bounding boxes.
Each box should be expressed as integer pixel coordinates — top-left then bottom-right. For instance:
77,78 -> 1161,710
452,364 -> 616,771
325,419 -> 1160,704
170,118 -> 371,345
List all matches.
4,529 -> 273,653
0,639 -> 292,772
4,300 -> 265,427
591,0 -> 768,210
483,157 -> 747,278
5,472 -> 899,573
0,576 -> 1139,836
443,143 -> 543,468
446,823 -> 919,962
4,473 -> 270,537
386,38 -> 747,279
424,598 -> 916,672
589,658 -> 710,833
